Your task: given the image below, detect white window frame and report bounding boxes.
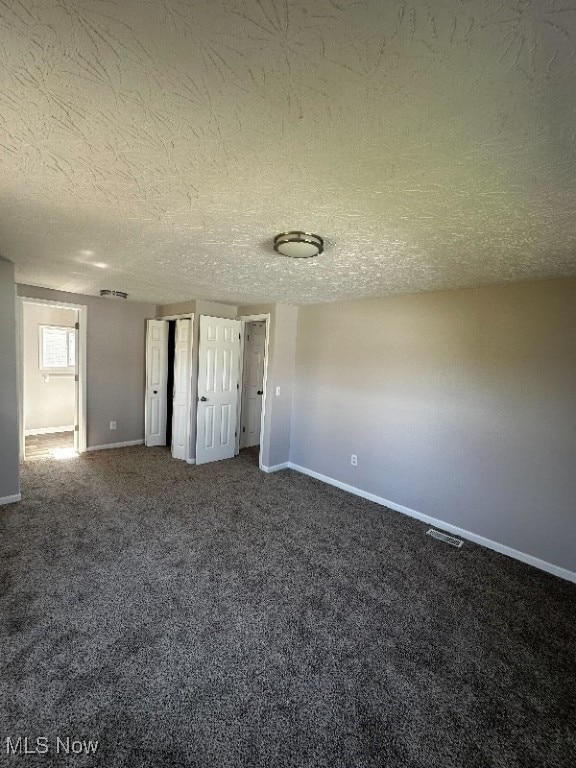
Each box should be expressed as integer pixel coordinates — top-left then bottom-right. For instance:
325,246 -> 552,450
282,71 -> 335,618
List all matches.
39,325 -> 76,372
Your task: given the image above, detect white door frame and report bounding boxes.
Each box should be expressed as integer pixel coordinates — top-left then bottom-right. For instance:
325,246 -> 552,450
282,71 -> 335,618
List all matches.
18,297 -> 87,459
236,313 -> 271,470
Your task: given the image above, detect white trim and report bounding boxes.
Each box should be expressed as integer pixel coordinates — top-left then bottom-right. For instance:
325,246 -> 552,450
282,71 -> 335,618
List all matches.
288,463 -> 576,585
16,292 -> 24,462
25,425 -> 74,436
235,321 -> 246,455
186,458 -> 196,465
261,462 -> 290,473
0,494 -> 21,506
155,312 -> 194,321
87,440 -> 144,451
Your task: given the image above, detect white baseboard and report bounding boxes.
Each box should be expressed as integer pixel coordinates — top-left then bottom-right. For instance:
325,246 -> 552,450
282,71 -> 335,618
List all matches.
288,463 -> 576,585
261,462 -> 290,473
87,440 -> 144,451
25,425 -> 74,436
186,458 -> 196,465
0,493 -> 21,505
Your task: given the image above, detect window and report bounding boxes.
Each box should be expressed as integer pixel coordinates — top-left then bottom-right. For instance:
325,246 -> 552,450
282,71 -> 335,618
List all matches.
40,325 -> 76,370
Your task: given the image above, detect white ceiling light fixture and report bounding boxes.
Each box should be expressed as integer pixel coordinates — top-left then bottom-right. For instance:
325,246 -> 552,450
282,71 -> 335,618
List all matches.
100,289 -> 128,299
273,231 -> 324,259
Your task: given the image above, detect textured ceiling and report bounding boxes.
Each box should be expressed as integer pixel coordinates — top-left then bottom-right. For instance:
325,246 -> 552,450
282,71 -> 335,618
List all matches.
1,0 -> 576,304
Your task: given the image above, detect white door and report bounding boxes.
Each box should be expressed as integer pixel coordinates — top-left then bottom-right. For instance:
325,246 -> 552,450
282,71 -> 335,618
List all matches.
145,319 -> 168,446
240,321 -> 266,448
171,318 -> 192,460
73,316 -> 80,453
196,315 -> 241,465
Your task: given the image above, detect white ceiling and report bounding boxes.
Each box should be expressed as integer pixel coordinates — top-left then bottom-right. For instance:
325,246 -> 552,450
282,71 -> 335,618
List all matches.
1,0 -> 576,305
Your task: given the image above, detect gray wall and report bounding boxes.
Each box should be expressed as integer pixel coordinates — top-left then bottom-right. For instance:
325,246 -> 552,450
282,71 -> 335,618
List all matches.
23,303 -> 76,431
290,279 -> 576,574
0,258 -> 20,501
18,285 -> 155,448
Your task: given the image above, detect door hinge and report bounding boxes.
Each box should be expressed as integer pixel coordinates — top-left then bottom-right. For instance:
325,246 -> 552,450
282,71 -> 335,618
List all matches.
242,427 -> 245,433
237,383 -> 239,389
75,322 -> 79,330
75,374 -> 79,382
239,333 -> 241,340
235,431 -> 237,437
74,425 -> 79,432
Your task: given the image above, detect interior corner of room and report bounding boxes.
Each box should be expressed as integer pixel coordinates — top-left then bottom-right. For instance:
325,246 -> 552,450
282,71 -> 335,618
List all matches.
1,267 -> 574,582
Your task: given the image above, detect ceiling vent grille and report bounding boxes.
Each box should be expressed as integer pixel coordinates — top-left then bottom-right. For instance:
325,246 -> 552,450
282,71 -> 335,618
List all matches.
100,290 -> 128,299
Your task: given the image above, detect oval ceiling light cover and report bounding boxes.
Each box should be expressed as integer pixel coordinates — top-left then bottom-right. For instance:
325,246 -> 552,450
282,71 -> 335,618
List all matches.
273,231 -> 324,258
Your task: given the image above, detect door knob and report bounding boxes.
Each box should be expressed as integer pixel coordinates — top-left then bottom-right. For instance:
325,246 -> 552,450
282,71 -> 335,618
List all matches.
200,396 -> 208,402
257,390 -> 263,395
153,390 -> 158,394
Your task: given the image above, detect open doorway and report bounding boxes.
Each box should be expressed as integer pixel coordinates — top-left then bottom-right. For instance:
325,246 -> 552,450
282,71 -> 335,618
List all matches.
234,313 -> 270,469
239,320 -> 266,464
19,298 -> 87,460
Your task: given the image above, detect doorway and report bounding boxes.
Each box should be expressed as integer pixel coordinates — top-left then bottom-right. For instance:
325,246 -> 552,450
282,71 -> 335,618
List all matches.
19,298 -> 87,460
236,313 -> 270,470
239,320 -> 266,458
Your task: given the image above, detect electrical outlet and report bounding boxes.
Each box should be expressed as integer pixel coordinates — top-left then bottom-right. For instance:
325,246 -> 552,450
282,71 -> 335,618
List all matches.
110,421 -> 117,430
275,386 -> 281,396
351,454 -> 358,466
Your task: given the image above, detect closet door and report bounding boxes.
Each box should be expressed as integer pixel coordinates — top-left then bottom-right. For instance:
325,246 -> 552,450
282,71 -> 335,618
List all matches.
171,318 -> 192,460
196,316 -> 241,465
145,319 -> 168,446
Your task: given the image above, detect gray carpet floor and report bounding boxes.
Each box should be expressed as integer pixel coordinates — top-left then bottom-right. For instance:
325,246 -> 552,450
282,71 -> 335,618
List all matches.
1,446 -> 575,768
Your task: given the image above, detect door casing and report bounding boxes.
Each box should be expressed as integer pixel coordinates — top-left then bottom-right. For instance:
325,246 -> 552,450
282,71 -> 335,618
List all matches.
18,297 -> 87,460
239,320 -> 266,449
236,313 -> 271,470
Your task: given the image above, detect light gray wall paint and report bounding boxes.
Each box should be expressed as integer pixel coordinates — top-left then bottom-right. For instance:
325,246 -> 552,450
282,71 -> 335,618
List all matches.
290,279 -> 576,574
0,258 -> 20,501
17,285 -> 155,448
156,300 -> 196,316
195,300 -> 237,319
23,303 -> 76,431
238,303 -> 298,468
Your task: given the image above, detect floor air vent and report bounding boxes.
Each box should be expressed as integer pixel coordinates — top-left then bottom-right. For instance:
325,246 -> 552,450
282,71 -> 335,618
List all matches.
426,529 -> 464,548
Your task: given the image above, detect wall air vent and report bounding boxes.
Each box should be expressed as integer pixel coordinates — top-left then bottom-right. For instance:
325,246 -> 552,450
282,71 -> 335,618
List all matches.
100,290 -> 128,299
426,529 -> 464,548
